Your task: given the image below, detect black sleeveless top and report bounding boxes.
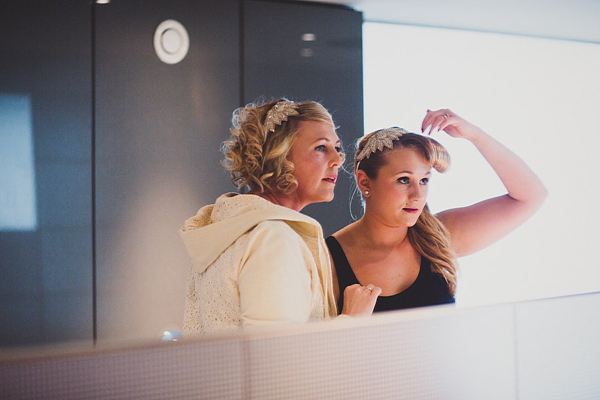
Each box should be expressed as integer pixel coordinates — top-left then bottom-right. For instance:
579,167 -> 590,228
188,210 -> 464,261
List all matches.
326,236 -> 455,313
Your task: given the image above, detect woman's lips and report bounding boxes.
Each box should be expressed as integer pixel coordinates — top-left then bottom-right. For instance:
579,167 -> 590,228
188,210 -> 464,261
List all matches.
403,208 -> 419,214
323,176 -> 337,184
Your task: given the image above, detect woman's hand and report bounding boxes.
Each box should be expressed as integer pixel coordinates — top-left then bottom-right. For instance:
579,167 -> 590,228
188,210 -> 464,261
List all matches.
340,284 -> 382,317
421,108 -> 483,141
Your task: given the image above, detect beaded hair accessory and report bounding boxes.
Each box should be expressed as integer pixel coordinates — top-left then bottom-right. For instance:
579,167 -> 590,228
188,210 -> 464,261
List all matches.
264,101 -> 299,135
355,127 -> 408,164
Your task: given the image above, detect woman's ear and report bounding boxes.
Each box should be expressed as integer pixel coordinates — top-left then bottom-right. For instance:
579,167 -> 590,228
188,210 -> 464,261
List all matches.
356,170 -> 371,193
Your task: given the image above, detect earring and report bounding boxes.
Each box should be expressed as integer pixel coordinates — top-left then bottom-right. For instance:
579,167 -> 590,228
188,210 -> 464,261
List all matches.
364,190 -> 370,196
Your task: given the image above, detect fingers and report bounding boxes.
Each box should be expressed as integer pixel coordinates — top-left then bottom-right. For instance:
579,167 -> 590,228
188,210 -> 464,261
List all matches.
422,109 -> 454,135
363,284 -> 382,297
341,283 -> 382,316
347,283 -> 381,296
438,110 -> 455,132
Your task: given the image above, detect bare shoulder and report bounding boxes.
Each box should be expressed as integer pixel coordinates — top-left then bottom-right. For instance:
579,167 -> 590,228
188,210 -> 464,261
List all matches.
331,221 -> 362,248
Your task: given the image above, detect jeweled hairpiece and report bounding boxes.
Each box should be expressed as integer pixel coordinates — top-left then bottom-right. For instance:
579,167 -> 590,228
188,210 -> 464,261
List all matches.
264,101 -> 299,135
355,127 -> 408,164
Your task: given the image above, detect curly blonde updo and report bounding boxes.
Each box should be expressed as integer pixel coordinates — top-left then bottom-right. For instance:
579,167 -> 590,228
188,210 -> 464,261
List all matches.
222,98 -> 336,194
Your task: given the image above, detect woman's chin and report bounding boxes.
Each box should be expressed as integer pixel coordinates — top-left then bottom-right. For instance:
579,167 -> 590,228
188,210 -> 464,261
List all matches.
407,218 -> 420,227
323,192 -> 336,203
300,189 -> 336,206
312,196 -> 334,205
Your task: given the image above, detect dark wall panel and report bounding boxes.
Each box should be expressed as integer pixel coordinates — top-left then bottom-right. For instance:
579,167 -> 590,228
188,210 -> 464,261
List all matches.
244,0 -> 364,236
0,1 -> 93,347
0,0 -> 364,348
94,0 -> 240,342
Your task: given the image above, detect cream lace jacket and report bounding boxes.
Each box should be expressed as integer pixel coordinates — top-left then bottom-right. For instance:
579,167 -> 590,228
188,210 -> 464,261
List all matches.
180,193 -> 337,336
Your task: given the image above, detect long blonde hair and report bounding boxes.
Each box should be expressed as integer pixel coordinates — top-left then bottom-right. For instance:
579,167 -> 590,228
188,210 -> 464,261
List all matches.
355,130 -> 458,295
222,98 -> 337,194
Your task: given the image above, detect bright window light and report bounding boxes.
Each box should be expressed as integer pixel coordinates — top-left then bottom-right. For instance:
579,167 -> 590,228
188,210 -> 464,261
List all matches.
0,94 -> 37,231
364,23 -> 600,306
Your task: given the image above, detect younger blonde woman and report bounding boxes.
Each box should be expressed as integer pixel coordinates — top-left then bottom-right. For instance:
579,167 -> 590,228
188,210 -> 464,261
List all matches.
181,99 -> 380,336
326,109 -> 548,312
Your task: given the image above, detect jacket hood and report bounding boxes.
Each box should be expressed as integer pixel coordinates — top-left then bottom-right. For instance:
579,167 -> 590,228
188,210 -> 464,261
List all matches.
179,193 -> 323,274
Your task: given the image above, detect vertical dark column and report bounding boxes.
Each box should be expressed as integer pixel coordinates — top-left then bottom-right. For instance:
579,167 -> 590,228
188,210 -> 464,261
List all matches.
94,0 -> 240,342
91,1 -> 98,344
0,0 -> 94,347
243,0 -> 364,235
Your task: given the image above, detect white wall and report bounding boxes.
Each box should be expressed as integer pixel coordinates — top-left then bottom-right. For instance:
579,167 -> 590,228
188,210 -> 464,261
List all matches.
363,23 -> 600,306
3,292 -> 599,399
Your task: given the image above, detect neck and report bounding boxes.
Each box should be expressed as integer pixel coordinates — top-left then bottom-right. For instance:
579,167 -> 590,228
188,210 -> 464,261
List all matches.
249,190 -> 305,212
356,212 -> 410,248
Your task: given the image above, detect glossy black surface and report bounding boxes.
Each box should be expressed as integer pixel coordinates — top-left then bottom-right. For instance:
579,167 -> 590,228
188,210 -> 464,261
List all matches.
244,0 -> 364,236
0,0 -> 93,347
93,0 -> 240,341
0,0 -> 364,347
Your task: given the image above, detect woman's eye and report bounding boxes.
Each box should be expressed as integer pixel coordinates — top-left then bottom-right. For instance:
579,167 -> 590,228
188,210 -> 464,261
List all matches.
315,145 -> 326,152
397,177 -> 409,184
420,178 -> 429,185
335,146 -> 342,153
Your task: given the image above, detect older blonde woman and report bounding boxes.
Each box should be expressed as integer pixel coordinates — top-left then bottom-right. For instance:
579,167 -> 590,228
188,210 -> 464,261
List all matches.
180,99 -> 380,336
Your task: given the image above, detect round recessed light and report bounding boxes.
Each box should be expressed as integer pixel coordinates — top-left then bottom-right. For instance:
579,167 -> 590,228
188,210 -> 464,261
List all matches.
301,33 -> 316,42
161,28 -> 182,54
153,20 -> 189,64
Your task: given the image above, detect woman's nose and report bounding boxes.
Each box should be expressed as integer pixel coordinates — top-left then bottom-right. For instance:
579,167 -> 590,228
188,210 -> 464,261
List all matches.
409,183 -> 423,200
330,150 -> 343,167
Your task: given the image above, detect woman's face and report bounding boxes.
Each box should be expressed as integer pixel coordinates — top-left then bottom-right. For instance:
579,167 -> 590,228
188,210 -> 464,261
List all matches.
286,120 -> 343,211
363,146 -> 431,227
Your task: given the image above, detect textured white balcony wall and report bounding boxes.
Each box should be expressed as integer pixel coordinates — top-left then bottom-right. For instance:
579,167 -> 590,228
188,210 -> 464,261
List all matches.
245,305 -> 515,399
2,292 -> 599,399
516,294 -> 600,400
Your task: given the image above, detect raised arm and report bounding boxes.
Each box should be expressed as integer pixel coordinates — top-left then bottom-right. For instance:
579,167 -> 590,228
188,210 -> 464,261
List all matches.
422,109 -> 548,257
